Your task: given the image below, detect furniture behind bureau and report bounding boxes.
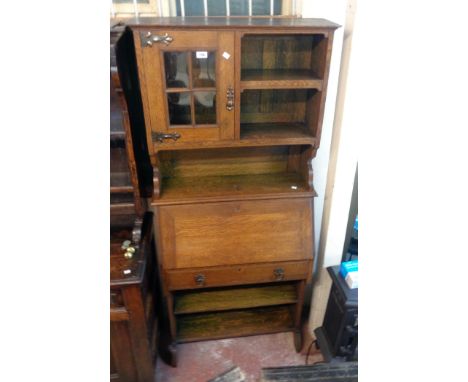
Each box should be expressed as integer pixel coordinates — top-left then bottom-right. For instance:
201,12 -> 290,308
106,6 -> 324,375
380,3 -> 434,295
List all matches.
314,266 -> 358,362
110,26 -> 157,381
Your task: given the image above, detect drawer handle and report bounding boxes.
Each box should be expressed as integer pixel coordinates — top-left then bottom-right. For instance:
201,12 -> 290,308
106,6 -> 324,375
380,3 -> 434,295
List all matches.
194,274 -> 206,286
274,268 -> 285,281
226,86 -> 234,111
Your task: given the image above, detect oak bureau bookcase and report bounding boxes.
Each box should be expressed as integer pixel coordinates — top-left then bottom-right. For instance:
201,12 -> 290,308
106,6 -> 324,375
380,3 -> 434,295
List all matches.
126,17 -> 339,366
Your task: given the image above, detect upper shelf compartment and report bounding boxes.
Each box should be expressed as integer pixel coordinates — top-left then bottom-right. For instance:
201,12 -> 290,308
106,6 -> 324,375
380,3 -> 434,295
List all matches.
240,34 -> 328,90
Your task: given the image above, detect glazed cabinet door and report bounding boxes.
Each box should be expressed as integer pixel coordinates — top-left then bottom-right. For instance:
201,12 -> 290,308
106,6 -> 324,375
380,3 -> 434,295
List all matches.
135,30 -> 235,151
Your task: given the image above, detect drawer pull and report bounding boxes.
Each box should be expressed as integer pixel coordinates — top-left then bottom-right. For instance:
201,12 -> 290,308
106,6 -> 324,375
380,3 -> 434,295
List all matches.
274,268 -> 285,281
194,274 -> 206,286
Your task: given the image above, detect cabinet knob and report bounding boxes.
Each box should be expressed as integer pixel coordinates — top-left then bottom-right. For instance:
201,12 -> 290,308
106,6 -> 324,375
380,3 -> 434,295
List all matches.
273,268 -> 285,280
194,274 -> 206,286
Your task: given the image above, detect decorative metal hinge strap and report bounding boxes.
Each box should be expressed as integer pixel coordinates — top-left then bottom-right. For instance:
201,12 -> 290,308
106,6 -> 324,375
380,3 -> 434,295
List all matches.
141,31 -> 173,47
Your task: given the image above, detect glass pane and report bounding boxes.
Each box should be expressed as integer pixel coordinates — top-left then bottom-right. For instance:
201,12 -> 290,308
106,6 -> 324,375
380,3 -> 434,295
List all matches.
167,92 -> 192,125
176,0 -> 205,15
252,0 -> 270,15
194,91 -> 216,125
175,0 -> 282,16
191,51 -> 216,88
184,0 -> 204,16
208,0 -> 226,16
274,0 -> 282,15
164,52 -> 189,88
113,0 -> 149,3
230,0 -> 248,15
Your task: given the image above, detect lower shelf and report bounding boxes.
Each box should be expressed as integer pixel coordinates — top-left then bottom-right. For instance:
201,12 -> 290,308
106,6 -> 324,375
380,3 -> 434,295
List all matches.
174,283 -> 298,314
176,306 -> 295,343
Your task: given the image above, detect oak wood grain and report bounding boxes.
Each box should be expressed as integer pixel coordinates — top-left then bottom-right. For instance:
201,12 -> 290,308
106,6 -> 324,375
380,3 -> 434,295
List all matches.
158,198 -> 313,269
125,18 -> 338,356
174,283 -> 298,314
176,306 -> 295,343
165,260 -> 312,291
126,17 -> 340,30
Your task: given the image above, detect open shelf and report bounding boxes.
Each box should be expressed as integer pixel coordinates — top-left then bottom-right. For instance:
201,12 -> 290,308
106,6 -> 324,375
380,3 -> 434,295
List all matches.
240,122 -> 313,141
241,33 -> 328,81
174,283 -> 297,315
110,192 -> 135,205
240,89 -> 320,142
111,143 -> 134,194
111,172 -> 133,193
155,145 -> 315,204
159,173 -> 309,203
176,306 -> 294,343
241,69 -> 322,90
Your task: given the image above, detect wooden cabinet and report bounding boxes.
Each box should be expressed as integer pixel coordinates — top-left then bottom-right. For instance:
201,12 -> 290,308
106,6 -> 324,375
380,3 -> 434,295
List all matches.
132,17 -> 337,154
110,26 -> 157,381
126,16 -> 339,367
137,29 -> 235,145
110,212 -> 158,382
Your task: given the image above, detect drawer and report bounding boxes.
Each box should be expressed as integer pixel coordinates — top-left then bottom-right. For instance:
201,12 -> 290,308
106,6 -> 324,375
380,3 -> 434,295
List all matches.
157,198 -> 314,270
165,260 -> 312,290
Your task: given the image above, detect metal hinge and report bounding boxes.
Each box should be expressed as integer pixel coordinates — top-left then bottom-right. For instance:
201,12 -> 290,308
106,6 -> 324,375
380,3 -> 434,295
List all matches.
140,31 -> 173,47
152,131 -> 181,143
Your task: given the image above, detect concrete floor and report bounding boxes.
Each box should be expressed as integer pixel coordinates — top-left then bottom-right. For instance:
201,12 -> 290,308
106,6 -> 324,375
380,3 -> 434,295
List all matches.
155,332 -> 324,382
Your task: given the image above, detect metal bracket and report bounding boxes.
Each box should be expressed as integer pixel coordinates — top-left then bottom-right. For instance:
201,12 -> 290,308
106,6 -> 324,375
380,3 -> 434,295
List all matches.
152,131 -> 181,143
140,31 -> 173,47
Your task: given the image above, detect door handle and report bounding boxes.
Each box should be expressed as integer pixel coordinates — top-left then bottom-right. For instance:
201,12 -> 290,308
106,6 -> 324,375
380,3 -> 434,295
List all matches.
226,86 -> 234,111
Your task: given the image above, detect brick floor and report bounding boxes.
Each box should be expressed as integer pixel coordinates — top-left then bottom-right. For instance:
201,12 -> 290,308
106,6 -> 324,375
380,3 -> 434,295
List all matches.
155,332 -> 324,382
